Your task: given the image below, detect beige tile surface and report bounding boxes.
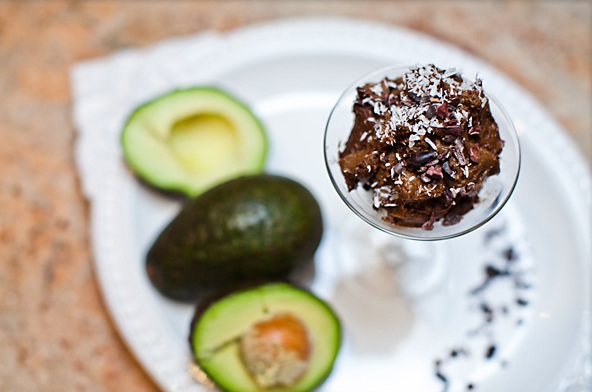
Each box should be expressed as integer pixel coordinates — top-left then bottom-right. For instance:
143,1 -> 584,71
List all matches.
0,1 -> 590,391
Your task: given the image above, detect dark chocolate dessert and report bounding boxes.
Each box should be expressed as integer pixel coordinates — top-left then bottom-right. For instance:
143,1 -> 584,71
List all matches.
339,64 -> 504,230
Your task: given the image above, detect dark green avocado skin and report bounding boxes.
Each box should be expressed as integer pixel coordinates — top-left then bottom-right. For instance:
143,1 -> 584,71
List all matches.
146,174 -> 324,301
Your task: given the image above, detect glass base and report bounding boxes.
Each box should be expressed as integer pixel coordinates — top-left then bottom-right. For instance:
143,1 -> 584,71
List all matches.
334,214 -> 449,301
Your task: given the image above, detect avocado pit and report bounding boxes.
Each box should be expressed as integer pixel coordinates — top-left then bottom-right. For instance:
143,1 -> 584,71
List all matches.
239,313 -> 311,389
190,283 -> 341,392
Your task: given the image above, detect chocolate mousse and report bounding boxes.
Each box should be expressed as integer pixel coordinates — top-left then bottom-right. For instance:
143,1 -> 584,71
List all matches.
339,64 -> 504,230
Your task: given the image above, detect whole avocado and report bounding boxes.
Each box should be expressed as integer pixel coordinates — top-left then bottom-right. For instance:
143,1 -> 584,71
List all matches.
146,174 -> 323,301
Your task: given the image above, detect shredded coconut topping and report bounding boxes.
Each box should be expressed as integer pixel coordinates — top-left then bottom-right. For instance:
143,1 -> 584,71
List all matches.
359,64 -> 487,148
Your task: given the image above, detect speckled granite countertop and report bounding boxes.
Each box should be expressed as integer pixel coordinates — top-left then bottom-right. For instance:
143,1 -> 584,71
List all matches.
0,2 -> 590,391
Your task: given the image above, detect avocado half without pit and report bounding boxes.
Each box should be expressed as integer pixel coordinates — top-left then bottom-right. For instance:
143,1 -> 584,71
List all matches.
121,87 -> 268,197
190,283 -> 341,392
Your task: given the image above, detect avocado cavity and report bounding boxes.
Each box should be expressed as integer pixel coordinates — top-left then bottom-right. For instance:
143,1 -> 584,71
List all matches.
169,112 -> 238,174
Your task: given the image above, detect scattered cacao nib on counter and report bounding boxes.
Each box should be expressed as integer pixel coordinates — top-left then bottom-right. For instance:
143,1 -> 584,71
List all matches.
339,64 -> 504,229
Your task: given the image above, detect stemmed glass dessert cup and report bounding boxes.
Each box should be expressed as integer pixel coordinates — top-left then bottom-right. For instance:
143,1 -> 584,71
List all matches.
324,65 -> 521,298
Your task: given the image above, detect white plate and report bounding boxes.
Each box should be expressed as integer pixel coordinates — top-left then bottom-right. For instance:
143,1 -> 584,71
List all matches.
71,18 -> 591,392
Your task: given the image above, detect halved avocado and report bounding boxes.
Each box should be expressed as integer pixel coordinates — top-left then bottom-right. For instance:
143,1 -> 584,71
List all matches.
190,283 -> 341,392
121,87 -> 268,197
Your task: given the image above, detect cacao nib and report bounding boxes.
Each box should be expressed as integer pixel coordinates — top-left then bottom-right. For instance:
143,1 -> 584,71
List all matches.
486,265 -> 509,279
436,101 -> 449,118
436,371 -> 447,384
437,150 -> 451,160
444,188 -> 455,203
504,247 -> 517,262
481,302 -> 494,323
426,166 -> 444,179
444,125 -> 463,136
485,345 -> 496,359
442,213 -> 462,226
426,105 -> 437,118
454,139 -> 469,165
407,91 -> 421,103
419,96 -> 431,105
408,151 -> 438,167
422,213 -> 436,230
516,298 -> 529,306
441,135 -> 457,144
434,359 -> 450,392
469,264 -> 511,295
469,145 -> 481,163
445,117 -> 458,126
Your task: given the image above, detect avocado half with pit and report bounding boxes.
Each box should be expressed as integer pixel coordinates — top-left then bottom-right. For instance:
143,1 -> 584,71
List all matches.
121,87 -> 268,197
190,283 -> 341,392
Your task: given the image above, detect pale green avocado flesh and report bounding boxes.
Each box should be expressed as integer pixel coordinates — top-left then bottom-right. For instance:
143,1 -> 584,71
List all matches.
121,87 -> 268,197
190,283 -> 341,392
